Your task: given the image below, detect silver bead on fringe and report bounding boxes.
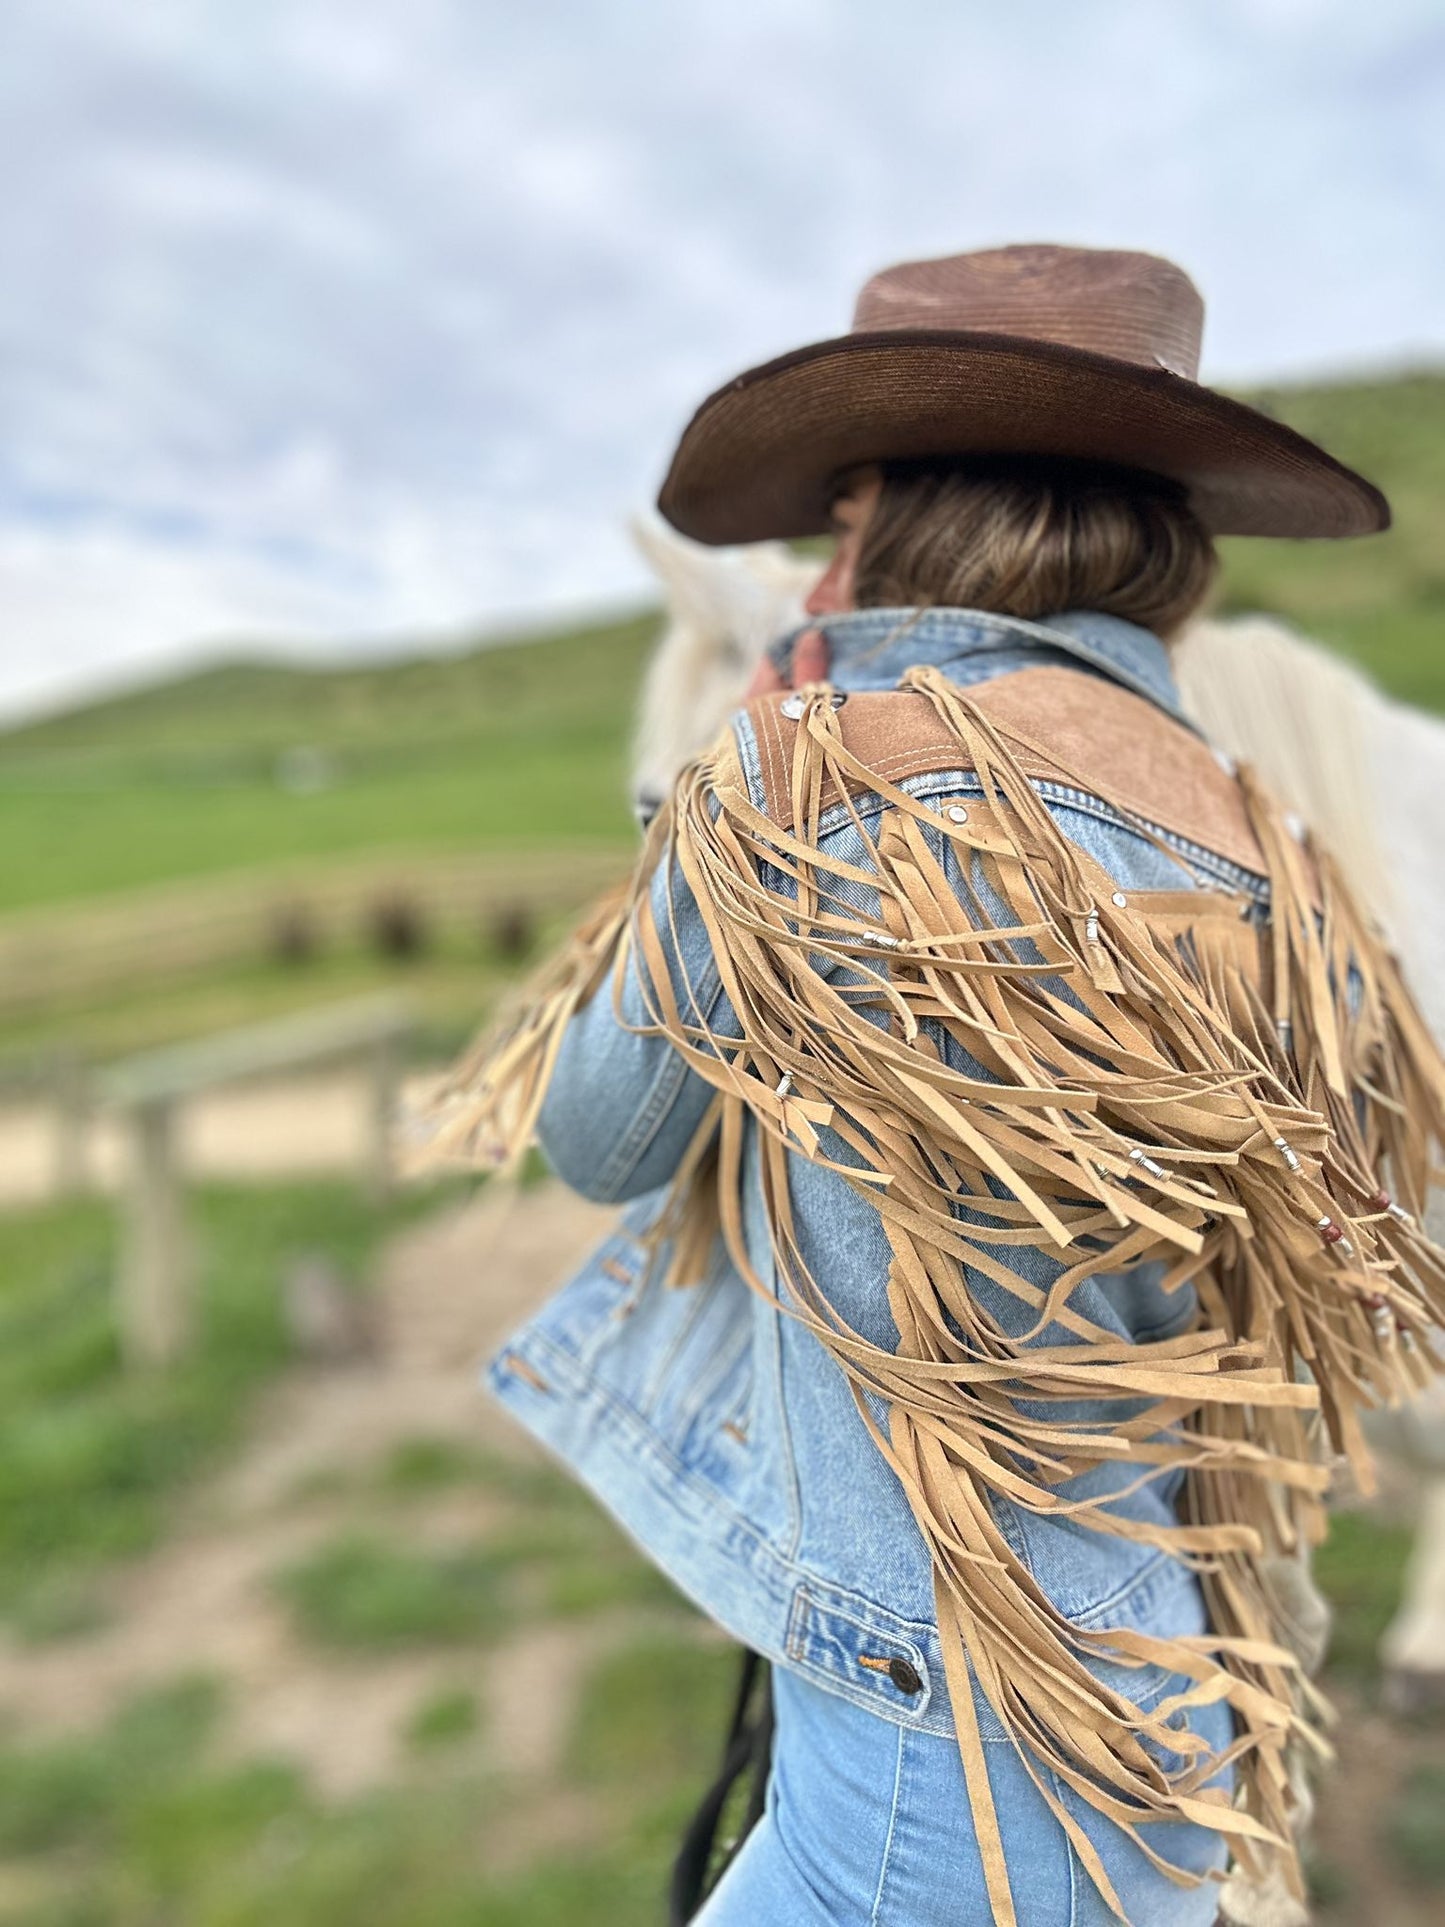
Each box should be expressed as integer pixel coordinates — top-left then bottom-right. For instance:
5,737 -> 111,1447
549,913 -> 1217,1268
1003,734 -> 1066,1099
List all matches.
1128,1148 -> 1168,1180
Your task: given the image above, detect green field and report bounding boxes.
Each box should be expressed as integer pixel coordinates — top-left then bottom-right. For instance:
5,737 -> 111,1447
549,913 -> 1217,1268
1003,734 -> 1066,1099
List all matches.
0,613 -> 656,915
1,368 -> 1442,923
1216,371 -> 1445,708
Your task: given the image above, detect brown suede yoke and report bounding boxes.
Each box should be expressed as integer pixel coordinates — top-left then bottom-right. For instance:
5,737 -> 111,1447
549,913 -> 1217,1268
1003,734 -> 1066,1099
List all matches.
743,665 -> 1271,879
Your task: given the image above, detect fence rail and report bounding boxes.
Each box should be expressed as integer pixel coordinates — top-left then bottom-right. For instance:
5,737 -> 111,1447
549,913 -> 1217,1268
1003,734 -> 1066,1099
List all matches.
102,994 -> 418,1368
0,843 -> 621,1013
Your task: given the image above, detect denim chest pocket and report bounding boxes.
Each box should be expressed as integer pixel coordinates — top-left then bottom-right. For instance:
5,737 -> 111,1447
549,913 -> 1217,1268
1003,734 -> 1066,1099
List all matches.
990,1492 -> 1183,1630
969,1542 -> 1210,1748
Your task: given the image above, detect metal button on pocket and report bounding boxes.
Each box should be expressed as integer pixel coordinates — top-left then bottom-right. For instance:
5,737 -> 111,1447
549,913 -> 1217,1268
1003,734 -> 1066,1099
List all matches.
888,1657 -> 922,1695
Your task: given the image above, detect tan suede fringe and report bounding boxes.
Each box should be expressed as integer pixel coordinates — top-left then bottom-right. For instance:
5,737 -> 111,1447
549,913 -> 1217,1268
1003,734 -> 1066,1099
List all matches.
424,667 -> 1445,1925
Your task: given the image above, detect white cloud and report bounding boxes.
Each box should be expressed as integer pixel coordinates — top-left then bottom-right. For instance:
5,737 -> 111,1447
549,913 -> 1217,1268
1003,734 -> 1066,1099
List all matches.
0,0 -> 1440,719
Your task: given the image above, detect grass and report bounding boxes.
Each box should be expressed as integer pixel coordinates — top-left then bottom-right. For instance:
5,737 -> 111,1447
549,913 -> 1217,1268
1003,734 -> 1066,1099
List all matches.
567,1632 -> 739,1790
378,1436 -> 496,1491
404,1688 -> 481,1752
0,612 -> 655,916
0,1177 -> 714,1921
274,1439 -> 692,1652
0,1676 -> 224,1857
0,1177 -> 466,1637
1387,1761 -> 1445,1888
1312,1506 -> 1417,1683
1215,371 -> 1445,712
276,1537 -> 516,1650
0,1627 -> 731,1926
417,1444 -> 692,1620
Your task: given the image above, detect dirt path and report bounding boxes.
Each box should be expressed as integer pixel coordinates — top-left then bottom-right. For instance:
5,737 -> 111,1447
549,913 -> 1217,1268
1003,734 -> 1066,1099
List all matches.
0,1180 -> 676,1817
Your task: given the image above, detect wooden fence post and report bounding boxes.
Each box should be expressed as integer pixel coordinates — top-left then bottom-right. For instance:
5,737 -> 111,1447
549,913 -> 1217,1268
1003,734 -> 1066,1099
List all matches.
117,1097 -> 189,1368
103,995 -> 414,1368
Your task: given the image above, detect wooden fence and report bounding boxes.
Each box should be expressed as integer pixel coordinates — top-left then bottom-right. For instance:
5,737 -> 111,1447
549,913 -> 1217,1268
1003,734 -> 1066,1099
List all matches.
0,844 -> 619,1015
100,995 -> 415,1368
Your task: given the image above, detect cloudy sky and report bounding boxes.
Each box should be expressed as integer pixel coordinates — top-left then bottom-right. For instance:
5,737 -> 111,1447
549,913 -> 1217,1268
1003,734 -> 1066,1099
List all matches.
1,0 -> 1441,720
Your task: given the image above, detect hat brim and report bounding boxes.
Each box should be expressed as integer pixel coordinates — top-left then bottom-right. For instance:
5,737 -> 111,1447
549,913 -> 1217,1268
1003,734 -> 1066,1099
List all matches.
656,330 -> 1389,544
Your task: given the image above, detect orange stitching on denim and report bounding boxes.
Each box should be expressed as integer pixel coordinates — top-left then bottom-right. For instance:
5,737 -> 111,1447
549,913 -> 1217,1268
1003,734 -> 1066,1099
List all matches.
501,1354 -> 553,1394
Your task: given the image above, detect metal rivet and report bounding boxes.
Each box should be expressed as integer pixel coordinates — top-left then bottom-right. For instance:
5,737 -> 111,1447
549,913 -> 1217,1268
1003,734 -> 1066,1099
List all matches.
888,1657 -> 923,1694
780,691 -> 845,720
1111,891 -> 1128,908
947,805 -> 968,823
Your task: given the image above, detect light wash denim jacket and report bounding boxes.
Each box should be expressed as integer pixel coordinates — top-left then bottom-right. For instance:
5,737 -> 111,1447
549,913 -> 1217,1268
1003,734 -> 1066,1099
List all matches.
484,606 -> 1272,1743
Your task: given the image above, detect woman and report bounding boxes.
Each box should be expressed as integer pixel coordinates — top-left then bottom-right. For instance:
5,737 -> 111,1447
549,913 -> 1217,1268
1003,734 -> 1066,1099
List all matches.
432,246 -> 1445,1925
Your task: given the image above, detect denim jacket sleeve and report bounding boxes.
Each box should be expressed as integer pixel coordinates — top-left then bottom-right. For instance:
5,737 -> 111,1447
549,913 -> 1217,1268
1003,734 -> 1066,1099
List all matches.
533,838 -> 739,1205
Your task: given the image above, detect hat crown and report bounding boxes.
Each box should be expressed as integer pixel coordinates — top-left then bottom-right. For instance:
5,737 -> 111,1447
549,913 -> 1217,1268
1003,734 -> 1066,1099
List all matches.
852,244 -> 1204,381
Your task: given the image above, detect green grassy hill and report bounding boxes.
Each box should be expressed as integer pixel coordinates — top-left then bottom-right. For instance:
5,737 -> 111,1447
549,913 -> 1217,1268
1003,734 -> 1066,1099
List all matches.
0,613 -> 657,913
1216,369 -> 1445,708
0,366 -> 1438,925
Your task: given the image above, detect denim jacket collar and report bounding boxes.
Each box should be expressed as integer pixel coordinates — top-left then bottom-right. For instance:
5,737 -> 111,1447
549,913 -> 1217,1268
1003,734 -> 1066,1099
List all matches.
771,605 -> 1194,731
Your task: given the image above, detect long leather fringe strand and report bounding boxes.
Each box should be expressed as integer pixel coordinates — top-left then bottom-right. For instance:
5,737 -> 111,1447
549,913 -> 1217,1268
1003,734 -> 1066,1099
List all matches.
422,668 -> 1445,1925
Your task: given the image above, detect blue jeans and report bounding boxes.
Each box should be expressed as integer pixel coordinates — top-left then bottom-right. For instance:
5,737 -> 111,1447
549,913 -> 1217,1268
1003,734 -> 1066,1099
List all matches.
693,1661 -> 1232,1926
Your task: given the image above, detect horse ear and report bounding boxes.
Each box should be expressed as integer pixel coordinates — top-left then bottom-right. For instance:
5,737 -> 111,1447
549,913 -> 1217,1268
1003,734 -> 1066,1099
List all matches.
631,511 -> 822,643
629,511 -> 736,628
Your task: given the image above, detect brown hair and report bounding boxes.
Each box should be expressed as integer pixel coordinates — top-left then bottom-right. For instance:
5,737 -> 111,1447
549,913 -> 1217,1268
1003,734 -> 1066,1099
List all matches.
851,455 -> 1217,638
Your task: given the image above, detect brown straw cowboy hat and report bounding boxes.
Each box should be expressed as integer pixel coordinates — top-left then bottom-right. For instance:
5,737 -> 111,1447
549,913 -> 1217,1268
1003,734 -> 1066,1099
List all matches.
657,243 -> 1389,545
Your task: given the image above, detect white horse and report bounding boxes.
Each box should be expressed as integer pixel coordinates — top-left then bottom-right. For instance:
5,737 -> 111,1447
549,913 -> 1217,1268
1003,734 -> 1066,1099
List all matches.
630,512 -> 1445,1927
